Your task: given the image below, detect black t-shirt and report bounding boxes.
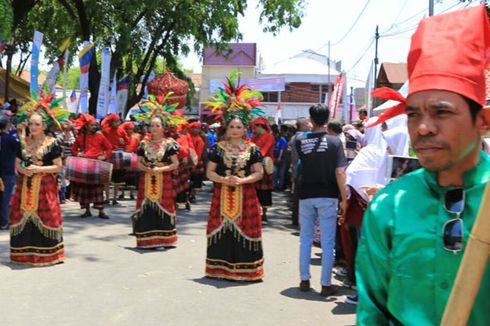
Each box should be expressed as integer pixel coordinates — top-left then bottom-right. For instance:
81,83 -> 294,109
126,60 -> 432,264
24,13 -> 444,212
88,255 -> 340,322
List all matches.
295,132 -> 347,199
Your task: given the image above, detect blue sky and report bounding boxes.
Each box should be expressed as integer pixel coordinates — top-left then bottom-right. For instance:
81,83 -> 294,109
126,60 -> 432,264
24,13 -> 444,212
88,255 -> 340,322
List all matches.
181,0 -> 474,86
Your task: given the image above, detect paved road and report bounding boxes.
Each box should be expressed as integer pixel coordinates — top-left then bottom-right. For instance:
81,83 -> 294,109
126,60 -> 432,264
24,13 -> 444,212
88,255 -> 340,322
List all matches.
0,182 -> 356,325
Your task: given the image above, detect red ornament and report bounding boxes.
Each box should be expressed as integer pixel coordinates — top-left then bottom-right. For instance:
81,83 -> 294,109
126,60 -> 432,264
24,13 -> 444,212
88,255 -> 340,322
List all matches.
147,71 -> 189,109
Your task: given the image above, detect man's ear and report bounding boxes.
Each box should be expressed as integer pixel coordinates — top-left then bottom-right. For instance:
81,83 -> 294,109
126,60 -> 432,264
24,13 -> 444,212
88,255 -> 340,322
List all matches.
478,106 -> 490,136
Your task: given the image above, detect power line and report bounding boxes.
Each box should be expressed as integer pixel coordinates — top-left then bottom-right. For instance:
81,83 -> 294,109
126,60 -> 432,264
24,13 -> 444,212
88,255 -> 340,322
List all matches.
332,0 -> 371,46
346,38 -> 375,73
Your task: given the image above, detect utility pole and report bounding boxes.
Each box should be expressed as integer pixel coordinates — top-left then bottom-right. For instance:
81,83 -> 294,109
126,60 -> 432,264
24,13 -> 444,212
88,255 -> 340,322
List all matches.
429,0 -> 434,16
374,25 -> 379,87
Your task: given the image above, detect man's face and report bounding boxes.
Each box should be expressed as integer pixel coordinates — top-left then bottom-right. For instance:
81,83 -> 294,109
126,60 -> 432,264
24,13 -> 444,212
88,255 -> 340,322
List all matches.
253,125 -> 264,135
87,122 -> 98,133
406,90 -> 486,172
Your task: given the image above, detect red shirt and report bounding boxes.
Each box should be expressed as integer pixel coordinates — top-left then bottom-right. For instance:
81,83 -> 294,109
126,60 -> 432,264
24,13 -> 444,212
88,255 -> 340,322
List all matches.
102,126 -> 129,149
125,133 -> 141,153
251,132 -> 275,158
190,134 -> 205,159
71,132 -> 113,160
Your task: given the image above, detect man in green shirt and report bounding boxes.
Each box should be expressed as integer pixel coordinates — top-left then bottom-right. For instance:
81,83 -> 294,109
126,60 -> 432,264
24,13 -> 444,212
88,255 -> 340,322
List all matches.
356,5 -> 490,325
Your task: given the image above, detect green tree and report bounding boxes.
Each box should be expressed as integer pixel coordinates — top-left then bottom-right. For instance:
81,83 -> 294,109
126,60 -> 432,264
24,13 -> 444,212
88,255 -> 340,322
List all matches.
9,0 -> 306,115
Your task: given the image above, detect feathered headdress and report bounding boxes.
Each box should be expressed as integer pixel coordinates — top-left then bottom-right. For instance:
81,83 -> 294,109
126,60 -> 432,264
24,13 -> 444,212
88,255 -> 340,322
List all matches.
17,91 -> 70,130
133,92 -> 187,127
204,71 -> 265,125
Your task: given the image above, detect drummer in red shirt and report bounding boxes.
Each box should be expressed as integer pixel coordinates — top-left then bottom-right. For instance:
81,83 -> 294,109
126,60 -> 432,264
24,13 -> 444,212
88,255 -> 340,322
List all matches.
101,113 -> 129,205
188,121 -> 206,202
71,114 -> 113,218
251,117 -> 275,223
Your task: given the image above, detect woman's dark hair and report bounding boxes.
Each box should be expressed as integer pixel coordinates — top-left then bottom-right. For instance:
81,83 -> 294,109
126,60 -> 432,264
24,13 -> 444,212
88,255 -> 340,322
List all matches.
309,104 -> 330,126
464,97 -> 483,123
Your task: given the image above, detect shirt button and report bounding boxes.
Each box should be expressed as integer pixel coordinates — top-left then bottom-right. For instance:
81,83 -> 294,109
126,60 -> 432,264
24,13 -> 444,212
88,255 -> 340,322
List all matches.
440,281 -> 449,289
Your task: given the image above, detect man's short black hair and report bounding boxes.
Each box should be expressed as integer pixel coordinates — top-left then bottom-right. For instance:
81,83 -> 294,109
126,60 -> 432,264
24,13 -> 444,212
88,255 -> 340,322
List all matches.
464,97 -> 483,123
327,121 -> 342,135
309,104 -> 330,126
359,109 -> 368,116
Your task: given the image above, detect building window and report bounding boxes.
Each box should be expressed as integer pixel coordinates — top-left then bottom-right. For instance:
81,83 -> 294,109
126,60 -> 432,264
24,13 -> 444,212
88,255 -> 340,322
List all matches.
262,92 -> 279,102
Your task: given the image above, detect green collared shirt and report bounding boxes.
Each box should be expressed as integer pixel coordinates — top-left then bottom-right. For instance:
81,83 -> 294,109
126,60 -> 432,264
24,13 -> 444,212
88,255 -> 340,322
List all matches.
356,151 -> 490,326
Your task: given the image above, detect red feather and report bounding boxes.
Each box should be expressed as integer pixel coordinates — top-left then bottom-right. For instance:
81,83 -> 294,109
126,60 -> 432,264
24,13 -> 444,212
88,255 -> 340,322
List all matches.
366,103 -> 406,128
371,87 -> 407,103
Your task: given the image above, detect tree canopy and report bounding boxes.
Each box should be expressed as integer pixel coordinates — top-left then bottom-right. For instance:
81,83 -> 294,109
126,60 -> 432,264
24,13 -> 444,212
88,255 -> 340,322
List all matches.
3,0 -> 306,114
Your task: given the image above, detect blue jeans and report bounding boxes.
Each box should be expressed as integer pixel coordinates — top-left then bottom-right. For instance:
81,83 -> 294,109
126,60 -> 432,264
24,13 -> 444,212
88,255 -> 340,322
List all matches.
299,197 -> 338,286
1,175 -> 16,226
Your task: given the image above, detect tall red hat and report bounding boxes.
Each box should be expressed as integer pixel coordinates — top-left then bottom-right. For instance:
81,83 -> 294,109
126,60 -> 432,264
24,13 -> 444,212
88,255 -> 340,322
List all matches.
369,5 -> 490,127
408,5 -> 490,105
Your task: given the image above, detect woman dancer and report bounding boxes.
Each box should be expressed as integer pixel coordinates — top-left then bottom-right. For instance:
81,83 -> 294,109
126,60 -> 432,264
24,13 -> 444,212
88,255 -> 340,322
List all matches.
10,92 -> 70,266
204,72 -> 265,281
133,96 -> 185,249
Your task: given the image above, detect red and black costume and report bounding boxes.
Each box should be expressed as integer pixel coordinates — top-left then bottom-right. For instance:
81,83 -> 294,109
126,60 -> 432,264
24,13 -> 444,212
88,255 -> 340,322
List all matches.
135,138 -> 179,248
206,141 -> 264,281
10,136 -> 64,266
168,128 -> 192,207
71,118 -> 113,210
189,121 -> 206,190
251,118 -> 275,208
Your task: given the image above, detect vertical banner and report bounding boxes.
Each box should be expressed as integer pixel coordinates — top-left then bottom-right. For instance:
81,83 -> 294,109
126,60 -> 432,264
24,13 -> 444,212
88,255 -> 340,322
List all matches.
116,75 -> 130,115
45,38 -> 71,95
341,81 -> 348,123
143,70 -> 155,99
30,31 -> 44,96
77,42 -> 95,113
350,90 -> 358,121
108,71 -> 117,114
96,47 -> 111,120
329,75 -> 345,120
275,102 -> 282,125
62,49 -> 70,109
69,90 -> 77,112
0,39 -> 5,54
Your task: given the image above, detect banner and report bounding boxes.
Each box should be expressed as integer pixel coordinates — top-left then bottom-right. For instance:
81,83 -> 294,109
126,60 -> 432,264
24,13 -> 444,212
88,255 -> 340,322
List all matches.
108,71 -> 117,114
116,75 -> 130,115
69,90 -> 77,112
209,77 -> 285,94
45,54 -> 64,95
77,42 -> 95,113
329,74 -> 345,120
275,102 -> 282,125
30,31 -> 44,96
0,39 -> 4,54
143,70 -> 155,99
96,47 -> 111,120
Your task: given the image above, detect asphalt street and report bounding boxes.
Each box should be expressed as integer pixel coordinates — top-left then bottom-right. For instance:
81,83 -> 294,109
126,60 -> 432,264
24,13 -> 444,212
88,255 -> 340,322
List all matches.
0,182 -> 356,326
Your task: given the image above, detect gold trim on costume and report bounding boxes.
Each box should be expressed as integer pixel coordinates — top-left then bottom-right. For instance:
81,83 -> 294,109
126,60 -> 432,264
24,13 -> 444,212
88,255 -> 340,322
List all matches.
20,174 -> 41,216
144,172 -> 163,202
220,185 -> 243,222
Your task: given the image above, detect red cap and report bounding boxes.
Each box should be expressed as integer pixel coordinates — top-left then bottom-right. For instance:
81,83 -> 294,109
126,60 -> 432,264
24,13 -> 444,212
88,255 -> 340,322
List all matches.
368,5 -> 490,128
250,117 -> 271,133
73,113 -> 96,130
408,5 -> 490,105
189,121 -> 201,129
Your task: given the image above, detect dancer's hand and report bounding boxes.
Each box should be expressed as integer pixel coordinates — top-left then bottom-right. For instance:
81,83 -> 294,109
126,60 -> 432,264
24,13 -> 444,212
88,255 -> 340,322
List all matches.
26,165 -> 41,174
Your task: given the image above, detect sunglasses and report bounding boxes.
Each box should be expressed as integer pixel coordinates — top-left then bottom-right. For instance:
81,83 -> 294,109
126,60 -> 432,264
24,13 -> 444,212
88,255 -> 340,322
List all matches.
442,188 -> 465,253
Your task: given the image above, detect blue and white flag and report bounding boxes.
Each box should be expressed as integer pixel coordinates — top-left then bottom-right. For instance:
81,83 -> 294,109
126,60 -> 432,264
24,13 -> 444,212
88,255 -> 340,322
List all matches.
96,48 -> 111,119
108,71 -> 117,114
30,31 -> 44,96
78,41 -> 95,113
